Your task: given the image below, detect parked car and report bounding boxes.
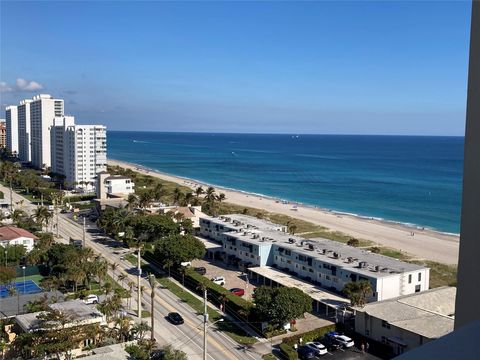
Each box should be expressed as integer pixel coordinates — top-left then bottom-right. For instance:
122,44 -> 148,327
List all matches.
229,288 -> 245,296
326,332 -> 354,348
321,336 -> 341,351
193,267 -> 207,275
180,261 -> 192,267
167,312 -> 184,325
211,276 -> 225,286
305,341 -> 327,356
83,294 -> 99,305
297,345 -> 316,360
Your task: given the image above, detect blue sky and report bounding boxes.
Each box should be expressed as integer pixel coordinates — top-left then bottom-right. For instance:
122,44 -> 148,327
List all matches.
0,1 -> 472,135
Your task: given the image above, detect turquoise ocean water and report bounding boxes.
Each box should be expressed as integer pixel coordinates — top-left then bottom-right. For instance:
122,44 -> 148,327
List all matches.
107,132 -> 463,234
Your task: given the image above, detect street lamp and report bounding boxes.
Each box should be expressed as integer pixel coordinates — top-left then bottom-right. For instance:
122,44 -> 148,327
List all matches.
204,317 -> 224,360
4,249 -> 7,267
22,266 -> 26,295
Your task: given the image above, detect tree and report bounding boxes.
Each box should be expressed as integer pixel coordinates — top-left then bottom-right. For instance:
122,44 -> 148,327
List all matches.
162,345 -> 188,360
11,307 -> 102,359
154,234 -> 206,267
347,238 -> 360,247
253,286 -> 312,328
343,280 -> 372,307
33,206 -> 52,231
0,266 -> 16,285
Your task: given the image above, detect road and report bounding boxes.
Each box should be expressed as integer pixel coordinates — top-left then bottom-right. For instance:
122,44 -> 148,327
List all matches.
1,185 -> 262,360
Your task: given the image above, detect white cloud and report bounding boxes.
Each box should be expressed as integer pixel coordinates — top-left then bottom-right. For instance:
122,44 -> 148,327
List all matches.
16,78 -> 43,91
0,81 -> 13,93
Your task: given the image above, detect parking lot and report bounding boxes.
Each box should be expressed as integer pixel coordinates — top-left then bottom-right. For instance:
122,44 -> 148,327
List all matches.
191,258 -> 257,299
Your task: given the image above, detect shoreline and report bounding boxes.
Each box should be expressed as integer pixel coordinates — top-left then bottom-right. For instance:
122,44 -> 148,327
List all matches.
108,158 -> 460,265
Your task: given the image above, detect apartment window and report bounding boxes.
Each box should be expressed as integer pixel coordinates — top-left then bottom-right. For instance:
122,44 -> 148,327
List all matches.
381,320 -> 391,329
418,273 -> 422,281
408,274 -> 412,284
415,285 -> 421,293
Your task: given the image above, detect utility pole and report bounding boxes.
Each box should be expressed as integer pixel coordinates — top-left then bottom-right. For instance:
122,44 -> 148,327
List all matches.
203,288 -> 208,360
148,274 -> 155,342
82,217 -> 86,247
56,201 -> 59,238
9,179 -> 13,211
137,247 -> 142,320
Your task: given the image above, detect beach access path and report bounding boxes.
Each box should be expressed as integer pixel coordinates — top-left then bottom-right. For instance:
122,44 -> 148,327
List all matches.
109,159 -> 459,265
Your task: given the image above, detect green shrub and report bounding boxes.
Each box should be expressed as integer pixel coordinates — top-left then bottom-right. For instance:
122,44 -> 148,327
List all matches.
279,343 -> 298,360
282,324 -> 336,346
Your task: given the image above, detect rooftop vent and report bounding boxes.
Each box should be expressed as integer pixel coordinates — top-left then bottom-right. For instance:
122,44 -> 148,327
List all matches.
308,244 -> 314,251
288,238 -> 296,244
359,261 -> 368,269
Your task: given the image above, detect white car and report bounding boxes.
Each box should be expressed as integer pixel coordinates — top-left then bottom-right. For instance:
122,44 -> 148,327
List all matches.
211,276 -> 225,286
83,294 -> 99,305
306,341 -> 328,355
334,334 -> 355,348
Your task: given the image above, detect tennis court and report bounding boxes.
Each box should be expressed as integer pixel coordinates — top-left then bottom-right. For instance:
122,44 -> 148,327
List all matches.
0,280 -> 42,298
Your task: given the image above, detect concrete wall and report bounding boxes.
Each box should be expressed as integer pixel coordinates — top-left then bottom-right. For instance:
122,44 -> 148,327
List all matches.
455,0 -> 480,330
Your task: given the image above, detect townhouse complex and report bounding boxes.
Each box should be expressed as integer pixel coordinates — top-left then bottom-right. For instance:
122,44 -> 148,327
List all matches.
200,214 -> 430,303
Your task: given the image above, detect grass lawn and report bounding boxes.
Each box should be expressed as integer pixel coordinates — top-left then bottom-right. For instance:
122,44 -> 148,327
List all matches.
156,276 -> 257,345
410,260 -> 457,288
14,274 -> 44,284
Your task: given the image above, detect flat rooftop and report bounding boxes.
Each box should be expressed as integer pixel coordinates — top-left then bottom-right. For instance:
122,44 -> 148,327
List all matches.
249,266 -> 350,309
16,300 -> 104,332
355,287 -> 456,339
81,343 -> 130,360
227,226 -> 425,277
196,236 -> 223,250
211,214 -> 286,232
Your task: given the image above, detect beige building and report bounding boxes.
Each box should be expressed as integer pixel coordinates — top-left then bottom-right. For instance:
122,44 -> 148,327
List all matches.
0,120 -> 6,148
354,287 -> 456,357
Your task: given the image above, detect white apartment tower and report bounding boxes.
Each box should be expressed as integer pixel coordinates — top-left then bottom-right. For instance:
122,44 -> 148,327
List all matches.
17,99 -> 32,162
30,94 -> 64,169
5,105 -> 19,156
51,118 -> 107,190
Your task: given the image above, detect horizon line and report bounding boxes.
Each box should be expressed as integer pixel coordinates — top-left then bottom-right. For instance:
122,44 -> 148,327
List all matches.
106,130 -> 465,138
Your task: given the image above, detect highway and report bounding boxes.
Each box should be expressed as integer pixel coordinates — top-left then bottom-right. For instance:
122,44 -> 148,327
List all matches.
1,184 -> 262,360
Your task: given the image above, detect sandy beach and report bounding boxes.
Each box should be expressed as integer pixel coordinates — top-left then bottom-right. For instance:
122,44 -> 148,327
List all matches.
109,159 -> 459,265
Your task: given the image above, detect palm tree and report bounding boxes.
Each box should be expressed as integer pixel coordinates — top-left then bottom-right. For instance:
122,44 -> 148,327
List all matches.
163,259 -> 174,278
148,275 -> 156,341
183,192 -> 194,206
33,206 -> 52,231
195,186 -> 205,199
204,186 -> 217,204
173,187 -> 183,205
138,192 -> 153,209
118,273 -> 127,287
110,262 -> 119,281
126,193 -> 139,210
216,193 -> 226,203
127,281 -> 135,309
152,183 -> 164,202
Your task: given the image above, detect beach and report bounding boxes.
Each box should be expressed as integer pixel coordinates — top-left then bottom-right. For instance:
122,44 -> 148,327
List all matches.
108,159 -> 460,265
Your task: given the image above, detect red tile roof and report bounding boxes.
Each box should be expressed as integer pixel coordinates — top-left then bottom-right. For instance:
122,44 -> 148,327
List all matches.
0,226 -> 38,241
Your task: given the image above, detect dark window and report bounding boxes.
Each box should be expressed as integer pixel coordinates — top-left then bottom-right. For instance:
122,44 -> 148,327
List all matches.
408,274 -> 412,284
382,320 -> 391,329
415,285 -> 421,292
418,273 -> 422,281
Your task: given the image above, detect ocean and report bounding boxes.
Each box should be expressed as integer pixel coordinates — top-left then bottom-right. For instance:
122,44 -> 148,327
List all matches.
107,132 -> 464,234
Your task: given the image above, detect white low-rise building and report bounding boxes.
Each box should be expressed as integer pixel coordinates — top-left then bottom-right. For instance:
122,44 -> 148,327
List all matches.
200,214 -> 430,302
353,287 -> 456,357
96,173 -> 135,199
0,226 -> 38,252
